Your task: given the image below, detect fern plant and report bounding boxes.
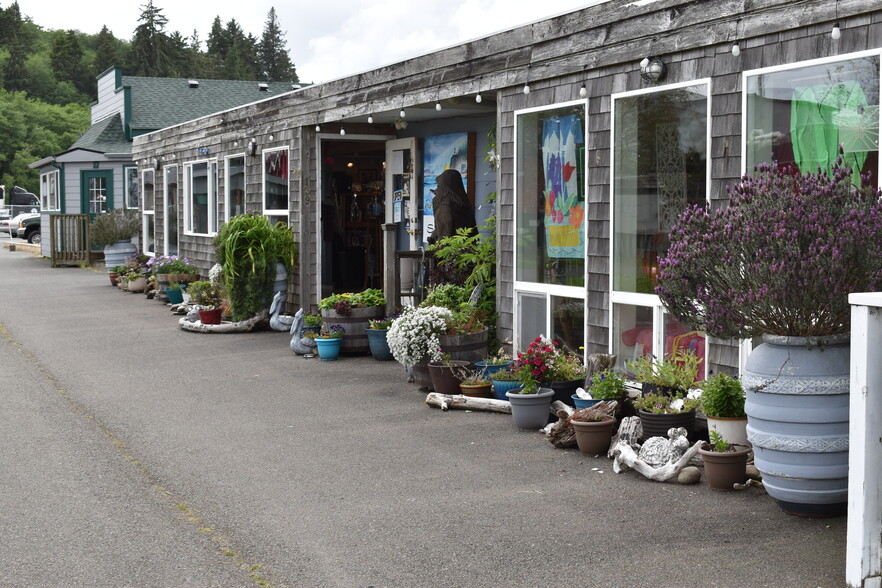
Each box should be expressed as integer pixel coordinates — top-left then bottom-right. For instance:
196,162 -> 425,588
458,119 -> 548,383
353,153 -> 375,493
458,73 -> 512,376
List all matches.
213,213 -> 298,321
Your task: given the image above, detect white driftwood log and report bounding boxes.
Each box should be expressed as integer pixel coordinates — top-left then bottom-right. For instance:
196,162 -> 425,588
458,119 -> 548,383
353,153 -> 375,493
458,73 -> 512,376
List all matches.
179,309 -> 268,333
611,437 -> 705,481
425,393 -> 512,413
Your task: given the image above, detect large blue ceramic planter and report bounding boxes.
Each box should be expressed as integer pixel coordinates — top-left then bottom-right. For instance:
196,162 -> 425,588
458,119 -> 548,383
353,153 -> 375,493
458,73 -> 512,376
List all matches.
572,395 -> 603,410
491,378 -> 521,401
365,328 -> 393,361
475,360 -> 512,379
743,334 -> 850,517
315,338 -> 342,361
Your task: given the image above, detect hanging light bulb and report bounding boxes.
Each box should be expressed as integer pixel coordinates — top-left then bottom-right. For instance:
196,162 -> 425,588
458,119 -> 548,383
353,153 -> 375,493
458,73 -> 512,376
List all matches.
475,92 -> 482,103
731,40 -> 741,56
315,124 -> 321,132
340,128 -> 345,135
435,101 -> 442,111
400,108 -> 406,118
640,57 -> 650,69
523,82 -> 530,95
832,22 -> 841,40
579,83 -> 587,98
367,114 -> 373,124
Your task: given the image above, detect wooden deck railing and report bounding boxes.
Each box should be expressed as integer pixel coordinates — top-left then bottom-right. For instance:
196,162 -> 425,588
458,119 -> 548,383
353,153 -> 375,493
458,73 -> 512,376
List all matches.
49,214 -> 91,267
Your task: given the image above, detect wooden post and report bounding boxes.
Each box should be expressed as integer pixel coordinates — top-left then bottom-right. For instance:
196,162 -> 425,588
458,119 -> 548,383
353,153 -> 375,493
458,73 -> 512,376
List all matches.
847,293 -> 882,588
381,223 -> 397,314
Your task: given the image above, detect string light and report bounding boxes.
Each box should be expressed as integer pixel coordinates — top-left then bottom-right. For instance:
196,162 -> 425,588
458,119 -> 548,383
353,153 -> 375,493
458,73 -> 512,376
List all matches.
579,83 -> 587,98
367,114 -> 373,124
832,22 -> 841,40
339,128 -> 345,135
731,40 -> 741,56
475,92 -> 482,103
523,82 -> 530,95
435,101 -> 442,111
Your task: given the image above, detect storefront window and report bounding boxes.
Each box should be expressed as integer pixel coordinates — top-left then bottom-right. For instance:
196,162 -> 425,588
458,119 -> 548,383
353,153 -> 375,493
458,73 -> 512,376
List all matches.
40,170 -> 60,211
611,82 -> 709,373
745,54 -> 880,184
142,169 -> 155,255
226,155 -> 246,220
514,101 -> 587,353
185,161 -> 212,235
263,147 -> 289,217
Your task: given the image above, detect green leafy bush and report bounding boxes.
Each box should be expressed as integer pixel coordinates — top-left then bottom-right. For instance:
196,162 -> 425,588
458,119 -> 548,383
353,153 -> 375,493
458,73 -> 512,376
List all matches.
700,373 -> 746,418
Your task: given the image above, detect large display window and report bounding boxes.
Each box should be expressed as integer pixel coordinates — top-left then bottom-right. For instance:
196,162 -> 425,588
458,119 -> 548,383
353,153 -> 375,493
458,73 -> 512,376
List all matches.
514,101 -> 586,352
611,81 -> 709,376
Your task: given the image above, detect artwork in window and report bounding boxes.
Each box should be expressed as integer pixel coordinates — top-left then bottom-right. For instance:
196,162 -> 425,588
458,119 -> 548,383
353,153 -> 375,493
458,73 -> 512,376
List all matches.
422,132 -> 471,242
542,115 -> 584,258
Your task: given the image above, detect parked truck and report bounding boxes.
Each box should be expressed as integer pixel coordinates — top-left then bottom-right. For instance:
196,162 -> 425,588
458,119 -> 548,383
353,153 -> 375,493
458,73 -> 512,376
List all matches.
0,185 -> 40,220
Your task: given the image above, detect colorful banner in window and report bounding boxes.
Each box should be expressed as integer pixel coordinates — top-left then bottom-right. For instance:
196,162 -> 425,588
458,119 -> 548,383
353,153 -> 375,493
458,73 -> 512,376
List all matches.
542,115 -> 584,258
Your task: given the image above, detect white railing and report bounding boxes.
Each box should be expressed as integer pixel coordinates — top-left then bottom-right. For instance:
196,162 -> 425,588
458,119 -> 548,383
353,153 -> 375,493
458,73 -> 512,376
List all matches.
847,292 -> 882,588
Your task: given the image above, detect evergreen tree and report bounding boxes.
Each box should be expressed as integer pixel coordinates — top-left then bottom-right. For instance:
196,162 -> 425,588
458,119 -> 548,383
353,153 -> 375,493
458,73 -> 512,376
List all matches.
167,30 -> 190,77
206,16 -> 228,59
94,25 -> 118,74
128,0 -> 173,76
3,33 -> 29,92
258,7 -> 297,82
50,30 -> 91,94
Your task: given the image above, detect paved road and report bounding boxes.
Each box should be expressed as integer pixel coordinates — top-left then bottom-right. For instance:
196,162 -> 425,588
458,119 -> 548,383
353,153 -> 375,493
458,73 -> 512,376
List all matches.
0,248 -> 847,587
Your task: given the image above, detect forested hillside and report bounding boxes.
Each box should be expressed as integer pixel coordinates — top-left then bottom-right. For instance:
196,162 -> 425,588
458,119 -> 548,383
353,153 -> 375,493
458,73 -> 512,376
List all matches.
0,0 -> 298,193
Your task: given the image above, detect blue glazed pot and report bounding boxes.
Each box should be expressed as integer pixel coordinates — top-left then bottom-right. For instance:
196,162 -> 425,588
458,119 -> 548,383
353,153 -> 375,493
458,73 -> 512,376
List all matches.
572,395 -> 603,410
365,328 -> 393,361
165,287 -> 184,305
315,338 -> 342,361
475,360 -> 512,379
491,378 -> 521,401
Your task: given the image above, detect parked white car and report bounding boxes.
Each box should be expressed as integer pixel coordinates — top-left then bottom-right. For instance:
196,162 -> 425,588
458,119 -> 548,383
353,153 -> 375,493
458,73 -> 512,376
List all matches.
1,212 -> 37,238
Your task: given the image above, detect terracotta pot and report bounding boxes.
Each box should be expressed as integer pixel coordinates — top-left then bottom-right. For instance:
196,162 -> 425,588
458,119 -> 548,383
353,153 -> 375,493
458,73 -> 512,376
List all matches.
109,271 -> 119,287
699,445 -> 751,490
460,382 -> 493,398
572,417 -> 616,455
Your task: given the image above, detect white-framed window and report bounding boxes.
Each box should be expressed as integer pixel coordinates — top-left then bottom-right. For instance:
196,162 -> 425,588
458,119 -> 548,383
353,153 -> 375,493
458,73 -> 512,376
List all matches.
183,159 -> 217,236
225,154 -> 246,221
124,166 -> 139,210
263,147 -> 289,221
40,169 -> 60,211
513,100 -> 587,353
163,165 -> 178,255
142,169 -> 156,255
610,79 -> 711,379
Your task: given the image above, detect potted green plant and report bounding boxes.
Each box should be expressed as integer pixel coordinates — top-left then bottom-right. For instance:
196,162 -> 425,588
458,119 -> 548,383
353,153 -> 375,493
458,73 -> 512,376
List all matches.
387,305 -> 454,388
474,352 -> 512,380
301,313 -> 323,336
187,280 -> 224,325
314,324 -> 345,361
570,406 -> 617,456
365,315 -> 397,361
165,281 -> 184,305
420,284 -> 491,363
319,288 -> 387,354
511,336 -> 586,405
213,213 -> 298,322
632,387 -> 700,440
90,208 -> 140,273
698,431 -> 751,491
147,254 -> 200,300
489,367 -> 520,401
700,373 -> 748,447
656,156 -> 882,515
627,348 -> 702,396
574,368 -> 627,409
457,368 -> 493,399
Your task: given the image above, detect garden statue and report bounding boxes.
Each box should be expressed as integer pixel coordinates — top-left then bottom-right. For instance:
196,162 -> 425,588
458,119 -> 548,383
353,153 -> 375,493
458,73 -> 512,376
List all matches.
427,169 -> 476,244
610,418 -> 704,482
289,309 -> 318,355
269,291 -> 296,332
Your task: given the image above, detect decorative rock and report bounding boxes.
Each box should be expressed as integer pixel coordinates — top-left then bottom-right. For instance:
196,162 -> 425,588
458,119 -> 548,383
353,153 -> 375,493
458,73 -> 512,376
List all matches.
678,466 -> 701,484
637,427 -> 690,467
746,464 -> 761,480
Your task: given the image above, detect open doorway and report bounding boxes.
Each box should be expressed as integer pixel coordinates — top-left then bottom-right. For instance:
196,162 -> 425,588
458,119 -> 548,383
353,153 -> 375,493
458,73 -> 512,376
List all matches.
320,138 -> 387,297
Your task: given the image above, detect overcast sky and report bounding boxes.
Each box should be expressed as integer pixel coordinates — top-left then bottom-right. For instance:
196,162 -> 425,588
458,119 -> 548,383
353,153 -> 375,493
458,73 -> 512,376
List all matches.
15,0 -> 609,83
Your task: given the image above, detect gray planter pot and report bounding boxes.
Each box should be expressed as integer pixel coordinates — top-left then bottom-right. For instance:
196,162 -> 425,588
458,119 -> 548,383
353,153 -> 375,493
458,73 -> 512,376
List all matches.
506,387 -> 554,429
103,240 -> 137,273
743,333 -> 850,517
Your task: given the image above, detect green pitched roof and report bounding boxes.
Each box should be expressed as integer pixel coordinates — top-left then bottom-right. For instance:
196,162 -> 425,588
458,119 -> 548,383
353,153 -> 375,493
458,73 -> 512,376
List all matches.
122,76 -> 295,133
68,113 -> 131,154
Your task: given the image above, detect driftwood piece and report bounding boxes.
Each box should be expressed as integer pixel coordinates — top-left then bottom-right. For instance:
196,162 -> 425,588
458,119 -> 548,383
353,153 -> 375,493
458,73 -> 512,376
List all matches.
425,393 -> 512,413
586,353 -> 617,378
179,309 -> 268,333
608,415 -> 642,459
610,421 -> 705,482
545,401 -> 618,449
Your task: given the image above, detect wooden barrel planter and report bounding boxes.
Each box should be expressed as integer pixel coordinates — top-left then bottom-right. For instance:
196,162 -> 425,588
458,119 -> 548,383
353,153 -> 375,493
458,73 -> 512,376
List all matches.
439,328 -> 489,364
321,306 -> 384,354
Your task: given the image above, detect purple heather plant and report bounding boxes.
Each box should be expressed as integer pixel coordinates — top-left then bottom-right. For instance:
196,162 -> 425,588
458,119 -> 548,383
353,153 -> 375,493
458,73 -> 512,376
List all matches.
656,156 -> 882,339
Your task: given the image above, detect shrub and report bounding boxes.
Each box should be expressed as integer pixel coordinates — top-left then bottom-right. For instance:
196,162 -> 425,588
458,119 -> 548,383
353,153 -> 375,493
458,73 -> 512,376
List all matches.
90,209 -> 139,247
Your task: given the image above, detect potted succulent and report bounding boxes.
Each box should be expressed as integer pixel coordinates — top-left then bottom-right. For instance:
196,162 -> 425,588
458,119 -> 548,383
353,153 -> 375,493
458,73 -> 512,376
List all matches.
700,373 -> 748,447
457,368 -> 493,399
314,324 -> 345,361
488,367 -> 520,401
570,406 -> 617,456
319,288 -> 387,354
365,315 -> 397,361
573,369 -> 627,409
90,208 -> 140,273
387,305 -> 454,388
632,387 -> 700,440
698,431 -> 751,491
213,213 -> 298,322
656,156 -> 882,515
187,280 -> 224,325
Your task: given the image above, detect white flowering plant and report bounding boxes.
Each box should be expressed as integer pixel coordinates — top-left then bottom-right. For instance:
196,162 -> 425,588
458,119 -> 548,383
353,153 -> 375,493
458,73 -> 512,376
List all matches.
386,305 -> 454,366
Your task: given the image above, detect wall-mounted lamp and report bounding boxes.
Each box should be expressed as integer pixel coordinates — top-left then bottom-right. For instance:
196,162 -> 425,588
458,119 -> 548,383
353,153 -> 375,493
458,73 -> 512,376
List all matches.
247,139 -> 257,156
640,57 -> 667,83
731,40 -> 741,56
